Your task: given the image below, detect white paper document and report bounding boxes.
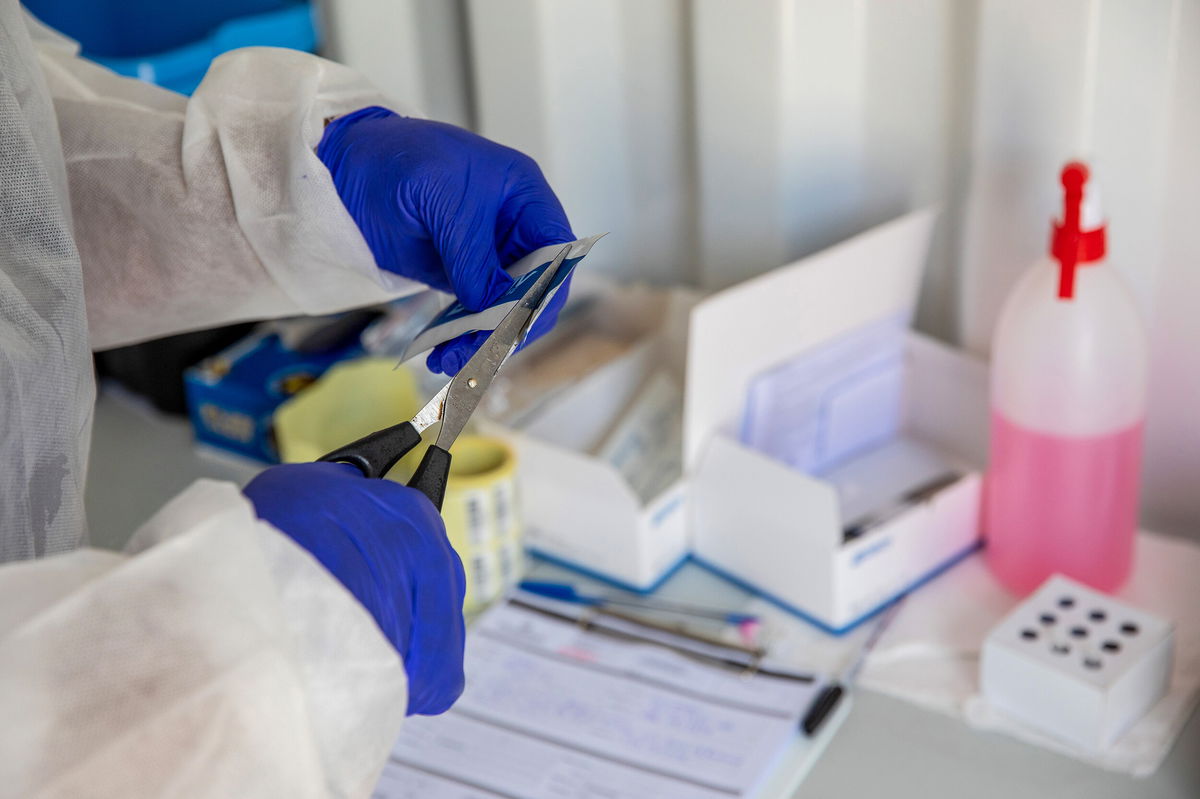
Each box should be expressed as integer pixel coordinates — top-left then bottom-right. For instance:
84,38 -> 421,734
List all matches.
377,601 -> 824,798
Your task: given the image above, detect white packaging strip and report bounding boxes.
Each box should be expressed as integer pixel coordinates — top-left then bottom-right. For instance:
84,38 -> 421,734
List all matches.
594,371 -> 685,503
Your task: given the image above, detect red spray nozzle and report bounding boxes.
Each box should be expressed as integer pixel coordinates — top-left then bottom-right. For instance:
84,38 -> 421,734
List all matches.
1062,161 -> 1089,189
1051,161 -> 1106,300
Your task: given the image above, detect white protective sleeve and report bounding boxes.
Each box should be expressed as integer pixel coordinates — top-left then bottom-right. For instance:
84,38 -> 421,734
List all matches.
0,480 -> 408,798
33,35 -> 422,349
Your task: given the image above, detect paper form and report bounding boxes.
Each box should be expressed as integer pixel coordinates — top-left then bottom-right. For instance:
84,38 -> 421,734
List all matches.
378,602 -> 822,798
477,600 -> 816,713
373,761 -> 505,799
392,713 -> 730,799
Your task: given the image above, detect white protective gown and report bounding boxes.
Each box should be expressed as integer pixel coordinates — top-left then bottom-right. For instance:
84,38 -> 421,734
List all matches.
0,4 -> 424,795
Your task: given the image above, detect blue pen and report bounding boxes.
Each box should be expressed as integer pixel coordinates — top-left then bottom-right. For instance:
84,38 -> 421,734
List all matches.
518,580 -> 761,631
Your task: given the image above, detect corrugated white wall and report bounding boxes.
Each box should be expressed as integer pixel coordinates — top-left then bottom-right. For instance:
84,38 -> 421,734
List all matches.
319,0 -> 474,128
322,0 -> 1199,538
466,0 -> 697,285
1142,0 -> 1200,538
692,0 -> 970,341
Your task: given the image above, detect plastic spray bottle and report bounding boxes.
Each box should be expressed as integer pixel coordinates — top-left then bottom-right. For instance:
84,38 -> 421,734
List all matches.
985,162 -> 1147,595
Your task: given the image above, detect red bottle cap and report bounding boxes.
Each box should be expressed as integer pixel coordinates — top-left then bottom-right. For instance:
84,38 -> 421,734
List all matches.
1050,162 -> 1107,300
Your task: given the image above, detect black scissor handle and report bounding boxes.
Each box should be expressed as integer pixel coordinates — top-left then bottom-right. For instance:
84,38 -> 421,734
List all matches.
318,422 -> 453,511
408,445 -> 452,512
318,421 -> 423,480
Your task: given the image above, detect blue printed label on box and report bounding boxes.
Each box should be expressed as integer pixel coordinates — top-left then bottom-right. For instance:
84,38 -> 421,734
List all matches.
185,330 -> 362,463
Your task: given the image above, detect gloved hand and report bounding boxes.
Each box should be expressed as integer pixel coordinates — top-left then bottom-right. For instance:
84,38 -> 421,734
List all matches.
243,462 -> 466,716
317,107 -> 575,375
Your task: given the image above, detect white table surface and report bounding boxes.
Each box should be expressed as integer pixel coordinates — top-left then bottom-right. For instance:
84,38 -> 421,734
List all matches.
86,389 -> 1200,798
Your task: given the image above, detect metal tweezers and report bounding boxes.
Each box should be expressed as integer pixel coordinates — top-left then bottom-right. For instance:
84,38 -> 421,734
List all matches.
318,245 -> 571,510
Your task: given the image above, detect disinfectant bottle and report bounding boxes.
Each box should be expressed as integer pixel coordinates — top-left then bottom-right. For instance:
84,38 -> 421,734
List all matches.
985,162 -> 1147,596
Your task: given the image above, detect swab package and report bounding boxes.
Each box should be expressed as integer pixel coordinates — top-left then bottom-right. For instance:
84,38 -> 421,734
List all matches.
402,235 -> 606,361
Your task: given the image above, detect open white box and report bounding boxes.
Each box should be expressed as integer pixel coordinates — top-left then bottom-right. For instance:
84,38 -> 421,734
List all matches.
480,279 -> 700,591
686,210 -> 989,633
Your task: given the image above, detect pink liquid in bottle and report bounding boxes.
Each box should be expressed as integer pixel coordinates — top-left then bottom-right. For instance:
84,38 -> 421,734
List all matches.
984,410 -> 1143,596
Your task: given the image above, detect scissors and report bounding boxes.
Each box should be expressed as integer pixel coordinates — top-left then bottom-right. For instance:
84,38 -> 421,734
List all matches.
317,245 -> 570,511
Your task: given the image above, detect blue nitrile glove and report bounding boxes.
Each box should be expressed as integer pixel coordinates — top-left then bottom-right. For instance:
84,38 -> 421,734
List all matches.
317,106 -> 575,375
243,462 -> 466,716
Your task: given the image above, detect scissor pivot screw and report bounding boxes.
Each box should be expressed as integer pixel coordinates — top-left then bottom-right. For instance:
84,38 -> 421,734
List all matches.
467,378 -> 478,388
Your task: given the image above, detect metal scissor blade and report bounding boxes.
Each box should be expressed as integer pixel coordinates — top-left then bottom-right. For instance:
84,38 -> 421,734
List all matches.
433,245 -> 572,449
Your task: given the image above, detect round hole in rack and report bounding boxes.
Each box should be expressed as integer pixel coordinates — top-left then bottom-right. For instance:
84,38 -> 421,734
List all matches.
1021,628 -> 1038,641
1120,622 -> 1140,636
1051,642 -> 1070,655
1083,656 -> 1103,670
1058,596 -> 1075,609
1040,613 -> 1057,626
1089,609 -> 1107,622
1102,640 -> 1121,653
1070,626 -> 1088,639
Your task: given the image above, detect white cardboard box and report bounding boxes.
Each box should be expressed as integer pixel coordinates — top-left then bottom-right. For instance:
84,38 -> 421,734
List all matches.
686,210 -> 989,632
481,281 -> 699,591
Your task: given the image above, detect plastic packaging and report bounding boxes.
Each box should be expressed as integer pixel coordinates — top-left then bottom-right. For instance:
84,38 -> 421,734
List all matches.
985,162 -> 1148,595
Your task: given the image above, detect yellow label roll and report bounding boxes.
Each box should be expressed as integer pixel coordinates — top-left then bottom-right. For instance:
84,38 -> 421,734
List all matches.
432,435 -> 522,613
